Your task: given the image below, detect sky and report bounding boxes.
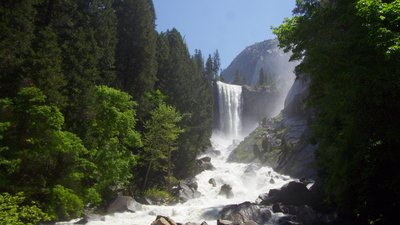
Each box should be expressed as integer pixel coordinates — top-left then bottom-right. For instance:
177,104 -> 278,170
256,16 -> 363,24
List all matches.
153,0 -> 296,69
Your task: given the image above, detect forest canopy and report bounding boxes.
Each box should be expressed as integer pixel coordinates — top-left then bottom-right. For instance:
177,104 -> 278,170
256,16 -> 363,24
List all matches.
0,0 -> 215,221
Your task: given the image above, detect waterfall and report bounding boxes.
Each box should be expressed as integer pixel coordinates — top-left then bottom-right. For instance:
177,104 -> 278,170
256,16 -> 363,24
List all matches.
216,81 -> 243,138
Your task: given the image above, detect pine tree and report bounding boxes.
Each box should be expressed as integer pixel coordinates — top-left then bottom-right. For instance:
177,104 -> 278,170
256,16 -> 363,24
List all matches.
258,68 -> 265,86
114,0 -> 157,108
0,0 -> 37,98
212,50 -> 221,76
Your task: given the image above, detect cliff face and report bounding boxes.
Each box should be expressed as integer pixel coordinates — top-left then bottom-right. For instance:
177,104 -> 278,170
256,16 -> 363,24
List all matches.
241,86 -> 280,133
221,39 -> 297,88
229,75 -> 317,179
275,75 -> 316,178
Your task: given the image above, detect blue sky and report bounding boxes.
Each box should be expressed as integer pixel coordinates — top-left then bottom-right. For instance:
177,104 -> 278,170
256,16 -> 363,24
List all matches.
153,0 -> 296,69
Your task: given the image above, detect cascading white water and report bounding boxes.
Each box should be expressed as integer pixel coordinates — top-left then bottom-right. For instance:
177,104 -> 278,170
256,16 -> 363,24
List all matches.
59,81 -> 292,225
216,81 -> 243,138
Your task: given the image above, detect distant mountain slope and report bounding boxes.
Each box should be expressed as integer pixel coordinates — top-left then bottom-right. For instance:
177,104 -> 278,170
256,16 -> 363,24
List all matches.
221,39 -> 297,88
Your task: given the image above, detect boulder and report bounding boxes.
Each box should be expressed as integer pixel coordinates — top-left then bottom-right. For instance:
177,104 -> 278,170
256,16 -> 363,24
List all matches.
208,178 -> 217,187
258,181 -> 312,206
217,219 -> 233,225
218,184 -> 234,198
200,222 -> 209,225
151,215 -> 177,225
74,213 -> 105,224
269,178 -> 275,184
172,179 -> 201,203
196,157 -> 216,172
107,196 -> 142,214
243,220 -> 259,225
220,201 -> 271,225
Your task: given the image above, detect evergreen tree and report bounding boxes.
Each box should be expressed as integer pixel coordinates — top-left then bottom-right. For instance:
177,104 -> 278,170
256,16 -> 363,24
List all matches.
90,0 -> 118,86
258,68 -> 265,86
114,0 -> 157,112
156,29 -> 213,178
205,54 -> 215,81
0,0 -> 37,98
233,69 -> 244,85
24,27 -> 66,108
142,103 -> 183,191
212,50 -> 221,76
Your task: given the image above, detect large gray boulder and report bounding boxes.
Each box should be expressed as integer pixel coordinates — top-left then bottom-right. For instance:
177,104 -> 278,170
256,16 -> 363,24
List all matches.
107,196 -> 142,214
151,215 -> 177,225
218,184 -> 234,199
257,181 -> 313,206
220,201 -> 271,225
172,179 -> 201,203
196,156 -> 216,173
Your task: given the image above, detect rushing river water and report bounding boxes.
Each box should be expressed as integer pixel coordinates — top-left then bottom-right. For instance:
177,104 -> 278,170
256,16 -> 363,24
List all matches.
80,134 -> 291,225
61,82 -> 292,225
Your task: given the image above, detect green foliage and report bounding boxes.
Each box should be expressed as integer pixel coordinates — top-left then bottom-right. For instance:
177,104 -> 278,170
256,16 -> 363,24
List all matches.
0,192 -> 50,225
143,187 -> 175,203
0,0 -> 214,220
49,185 -> 83,220
0,0 -> 36,98
86,86 -> 141,197
156,29 -> 213,178
115,0 -> 158,115
0,87 -> 96,220
274,0 -> 400,224
142,103 -> 183,190
356,0 -> 400,57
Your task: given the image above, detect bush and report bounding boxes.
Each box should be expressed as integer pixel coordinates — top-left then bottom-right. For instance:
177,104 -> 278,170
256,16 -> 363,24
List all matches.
49,185 -> 84,220
0,192 -> 50,225
143,187 -> 175,204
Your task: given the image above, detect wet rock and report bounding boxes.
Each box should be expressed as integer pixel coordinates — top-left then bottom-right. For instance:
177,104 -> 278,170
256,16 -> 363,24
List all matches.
107,196 -> 142,213
196,156 -> 216,173
243,220 -> 259,225
255,193 -> 268,205
218,184 -> 234,198
74,213 -> 105,224
269,178 -> 275,184
172,179 -> 201,203
295,205 -> 317,225
259,181 -> 312,206
184,223 -> 199,225
272,203 -> 283,213
151,215 -> 177,225
217,219 -> 233,225
208,178 -> 217,187
220,201 -> 271,225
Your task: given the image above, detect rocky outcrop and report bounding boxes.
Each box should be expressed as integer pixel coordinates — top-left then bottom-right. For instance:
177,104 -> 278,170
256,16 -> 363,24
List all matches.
208,178 -> 217,187
106,196 -> 142,214
241,85 -> 281,131
228,75 -> 317,179
218,184 -> 234,198
219,201 -> 271,225
196,156 -> 216,173
221,39 -> 296,87
256,181 -> 314,206
274,75 -> 317,178
172,179 -> 201,203
151,215 -> 177,225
